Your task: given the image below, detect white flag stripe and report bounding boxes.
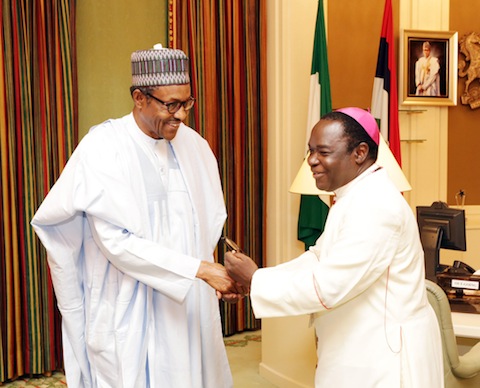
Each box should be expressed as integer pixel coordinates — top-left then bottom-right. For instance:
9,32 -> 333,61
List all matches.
305,72 -> 321,150
371,77 -> 389,140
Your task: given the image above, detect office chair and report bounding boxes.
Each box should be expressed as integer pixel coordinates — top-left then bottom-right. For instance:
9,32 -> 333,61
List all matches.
425,279 -> 480,387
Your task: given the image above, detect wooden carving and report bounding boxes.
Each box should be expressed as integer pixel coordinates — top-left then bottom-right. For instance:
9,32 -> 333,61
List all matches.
459,32 -> 480,109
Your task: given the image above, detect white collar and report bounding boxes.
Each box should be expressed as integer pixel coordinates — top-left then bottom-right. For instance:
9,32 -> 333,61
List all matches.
334,163 -> 380,199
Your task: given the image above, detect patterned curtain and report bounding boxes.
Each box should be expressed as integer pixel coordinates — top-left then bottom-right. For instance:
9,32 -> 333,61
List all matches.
0,0 -> 77,383
169,0 -> 267,336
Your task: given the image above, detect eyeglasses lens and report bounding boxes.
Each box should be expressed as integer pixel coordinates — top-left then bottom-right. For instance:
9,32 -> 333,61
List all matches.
167,98 -> 195,114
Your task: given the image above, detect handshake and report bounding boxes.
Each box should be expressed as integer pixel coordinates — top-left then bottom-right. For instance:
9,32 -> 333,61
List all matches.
197,243 -> 258,304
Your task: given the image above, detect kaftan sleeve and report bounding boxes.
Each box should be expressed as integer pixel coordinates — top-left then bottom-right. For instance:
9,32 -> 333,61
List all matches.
87,215 -> 200,303
421,57 -> 440,90
415,59 -> 422,87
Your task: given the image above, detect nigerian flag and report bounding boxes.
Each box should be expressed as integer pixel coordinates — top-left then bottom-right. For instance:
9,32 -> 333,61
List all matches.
298,0 -> 331,250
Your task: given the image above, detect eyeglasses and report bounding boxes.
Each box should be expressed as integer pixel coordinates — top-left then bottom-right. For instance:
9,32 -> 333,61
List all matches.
146,93 -> 196,114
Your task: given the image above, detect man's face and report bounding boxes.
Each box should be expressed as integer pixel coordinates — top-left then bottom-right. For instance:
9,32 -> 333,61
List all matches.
307,120 -> 359,192
137,84 -> 191,140
422,46 -> 431,58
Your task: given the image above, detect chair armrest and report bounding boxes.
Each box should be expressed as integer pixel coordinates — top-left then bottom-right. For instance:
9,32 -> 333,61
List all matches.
453,342 -> 480,379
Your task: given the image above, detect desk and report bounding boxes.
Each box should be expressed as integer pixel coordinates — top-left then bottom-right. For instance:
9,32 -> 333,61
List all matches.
451,312 -> 480,339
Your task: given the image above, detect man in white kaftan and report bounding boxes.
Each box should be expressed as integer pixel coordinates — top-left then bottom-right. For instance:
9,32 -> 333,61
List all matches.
415,41 -> 441,96
226,108 -> 444,387
31,46 -> 237,388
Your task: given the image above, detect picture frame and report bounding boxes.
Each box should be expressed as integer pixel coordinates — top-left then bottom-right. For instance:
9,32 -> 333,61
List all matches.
400,29 -> 458,106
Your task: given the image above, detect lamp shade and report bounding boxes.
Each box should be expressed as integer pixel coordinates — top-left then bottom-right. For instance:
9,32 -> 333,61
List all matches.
289,134 -> 412,195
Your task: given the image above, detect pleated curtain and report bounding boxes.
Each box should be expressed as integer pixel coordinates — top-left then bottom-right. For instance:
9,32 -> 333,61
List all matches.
0,1 -> 267,383
0,0 -> 77,383
169,0 -> 267,335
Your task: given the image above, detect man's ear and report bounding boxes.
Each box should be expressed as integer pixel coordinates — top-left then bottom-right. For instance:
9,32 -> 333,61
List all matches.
353,142 -> 369,164
132,89 -> 146,108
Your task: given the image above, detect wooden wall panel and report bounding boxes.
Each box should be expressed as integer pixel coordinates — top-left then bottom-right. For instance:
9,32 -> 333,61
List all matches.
328,0 -> 400,110
448,0 -> 480,205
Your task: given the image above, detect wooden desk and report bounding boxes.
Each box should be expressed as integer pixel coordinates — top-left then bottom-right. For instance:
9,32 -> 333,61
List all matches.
451,312 -> 480,339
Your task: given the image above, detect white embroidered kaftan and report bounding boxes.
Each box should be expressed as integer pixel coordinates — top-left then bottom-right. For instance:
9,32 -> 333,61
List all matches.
415,55 -> 441,96
31,113 -> 231,388
250,165 -> 443,387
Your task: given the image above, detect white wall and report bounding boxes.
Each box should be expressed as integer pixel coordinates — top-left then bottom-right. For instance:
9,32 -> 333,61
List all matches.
263,0 -> 319,385
398,0 -> 450,210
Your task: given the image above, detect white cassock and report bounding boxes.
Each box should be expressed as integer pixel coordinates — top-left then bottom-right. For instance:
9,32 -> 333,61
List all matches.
31,113 -> 232,388
251,165 -> 444,388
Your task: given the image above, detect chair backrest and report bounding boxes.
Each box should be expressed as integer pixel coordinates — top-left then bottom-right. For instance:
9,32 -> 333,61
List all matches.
425,279 -> 461,375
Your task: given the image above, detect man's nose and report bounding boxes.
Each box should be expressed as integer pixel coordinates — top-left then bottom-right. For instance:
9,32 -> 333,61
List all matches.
307,151 -> 319,166
173,106 -> 189,121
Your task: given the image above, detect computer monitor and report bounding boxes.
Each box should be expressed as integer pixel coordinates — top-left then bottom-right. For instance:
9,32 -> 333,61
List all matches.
416,201 -> 466,281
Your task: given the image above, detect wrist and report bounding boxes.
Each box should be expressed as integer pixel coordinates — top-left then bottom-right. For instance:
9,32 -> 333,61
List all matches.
196,260 -> 212,281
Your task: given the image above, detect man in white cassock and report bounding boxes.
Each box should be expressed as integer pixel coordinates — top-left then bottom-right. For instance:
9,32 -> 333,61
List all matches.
226,108 -> 443,388
31,45 -> 240,388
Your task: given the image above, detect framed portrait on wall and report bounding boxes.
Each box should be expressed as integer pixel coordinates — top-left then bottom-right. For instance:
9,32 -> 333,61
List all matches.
400,30 -> 458,106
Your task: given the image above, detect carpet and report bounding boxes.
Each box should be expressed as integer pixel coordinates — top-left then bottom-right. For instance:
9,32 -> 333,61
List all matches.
0,331 -> 275,387
0,372 -> 67,388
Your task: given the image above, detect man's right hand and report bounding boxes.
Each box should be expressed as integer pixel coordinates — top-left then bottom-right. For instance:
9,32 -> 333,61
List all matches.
196,261 -> 245,296
224,251 -> 258,290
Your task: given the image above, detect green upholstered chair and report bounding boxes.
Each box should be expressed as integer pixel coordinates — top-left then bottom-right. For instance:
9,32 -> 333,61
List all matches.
426,279 -> 480,387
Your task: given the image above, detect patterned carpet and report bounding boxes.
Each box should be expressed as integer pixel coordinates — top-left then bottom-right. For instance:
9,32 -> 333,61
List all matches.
0,372 -> 66,388
224,332 -> 261,348
1,331 -> 267,388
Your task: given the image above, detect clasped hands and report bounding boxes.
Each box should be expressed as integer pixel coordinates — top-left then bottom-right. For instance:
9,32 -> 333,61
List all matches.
197,252 -> 258,303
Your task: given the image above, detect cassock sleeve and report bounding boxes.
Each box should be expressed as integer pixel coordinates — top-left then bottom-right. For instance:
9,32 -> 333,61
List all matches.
311,191 -> 402,309
250,250 -> 326,317
250,175 -> 404,318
